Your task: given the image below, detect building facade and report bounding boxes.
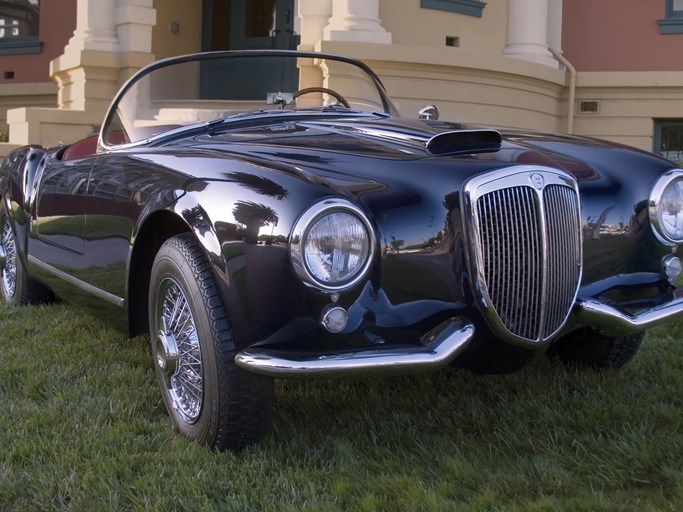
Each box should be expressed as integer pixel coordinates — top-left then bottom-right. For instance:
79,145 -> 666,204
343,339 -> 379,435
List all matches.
0,0 -> 682,159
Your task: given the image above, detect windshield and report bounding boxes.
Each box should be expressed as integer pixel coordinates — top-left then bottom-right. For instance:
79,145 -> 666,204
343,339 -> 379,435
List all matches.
101,51 -> 398,147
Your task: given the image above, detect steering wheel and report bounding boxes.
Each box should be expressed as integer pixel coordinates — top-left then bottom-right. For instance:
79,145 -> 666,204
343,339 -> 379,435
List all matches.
292,87 -> 350,108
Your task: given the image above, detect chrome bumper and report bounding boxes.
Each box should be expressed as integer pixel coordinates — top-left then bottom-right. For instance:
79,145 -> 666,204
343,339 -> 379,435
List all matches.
574,289 -> 683,337
235,317 -> 474,378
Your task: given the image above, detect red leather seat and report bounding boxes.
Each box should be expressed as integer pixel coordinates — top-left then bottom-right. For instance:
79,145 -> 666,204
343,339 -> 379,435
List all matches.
61,134 -> 99,161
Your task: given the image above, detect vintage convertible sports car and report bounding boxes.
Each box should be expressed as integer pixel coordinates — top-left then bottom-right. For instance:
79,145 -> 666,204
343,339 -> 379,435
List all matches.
2,50 -> 683,450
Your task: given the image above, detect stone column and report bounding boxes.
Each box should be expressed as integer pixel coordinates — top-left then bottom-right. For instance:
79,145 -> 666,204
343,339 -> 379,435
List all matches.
49,0 -> 156,111
322,0 -> 391,44
297,0 -> 332,93
114,0 -> 157,81
503,0 -> 557,68
66,0 -> 119,53
298,0 -> 332,48
546,0 -> 563,53
115,0 -> 156,53
8,0 -> 156,145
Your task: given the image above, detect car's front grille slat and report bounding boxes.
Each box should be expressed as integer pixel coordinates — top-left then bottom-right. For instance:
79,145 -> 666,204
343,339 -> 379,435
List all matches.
543,184 -> 582,336
470,169 -> 581,342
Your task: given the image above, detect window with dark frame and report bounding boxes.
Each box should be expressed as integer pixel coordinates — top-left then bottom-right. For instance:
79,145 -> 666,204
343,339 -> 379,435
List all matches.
0,0 -> 40,54
421,0 -> 486,18
658,0 -> 683,33
654,120 -> 683,164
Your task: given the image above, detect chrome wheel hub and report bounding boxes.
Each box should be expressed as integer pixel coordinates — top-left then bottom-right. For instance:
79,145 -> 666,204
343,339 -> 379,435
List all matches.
1,219 -> 17,298
156,322 -> 180,379
155,278 -> 203,424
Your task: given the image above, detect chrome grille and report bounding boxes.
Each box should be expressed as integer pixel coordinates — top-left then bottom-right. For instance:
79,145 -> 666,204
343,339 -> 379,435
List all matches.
542,185 -> 582,338
468,167 -> 582,342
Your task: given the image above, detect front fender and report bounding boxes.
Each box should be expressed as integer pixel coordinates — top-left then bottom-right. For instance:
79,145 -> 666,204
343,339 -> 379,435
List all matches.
171,177 -> 337,348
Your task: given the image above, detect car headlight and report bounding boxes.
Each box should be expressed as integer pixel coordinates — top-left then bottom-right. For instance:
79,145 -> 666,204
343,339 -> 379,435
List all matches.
290,198 -> 375,292
650,169 -> 683,245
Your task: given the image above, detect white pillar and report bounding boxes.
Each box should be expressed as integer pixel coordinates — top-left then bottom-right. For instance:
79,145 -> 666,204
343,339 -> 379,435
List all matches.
7,0 -> 156,145
298,0 -> 332,47
49,0 -> 156,110
115,0 -> 157,53
65,0 -> 119,54
504,0 -> 557,68
547,0 -> 563,53
322,0 -> 391,44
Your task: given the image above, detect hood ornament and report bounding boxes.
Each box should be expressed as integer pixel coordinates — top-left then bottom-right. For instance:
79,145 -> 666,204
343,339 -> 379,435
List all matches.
529,173 -> 545,189
418,104 -> 440,120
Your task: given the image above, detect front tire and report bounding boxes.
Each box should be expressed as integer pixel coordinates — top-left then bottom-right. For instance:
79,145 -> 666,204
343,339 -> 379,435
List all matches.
149,234 -> 274,450
546,328 -> 644,369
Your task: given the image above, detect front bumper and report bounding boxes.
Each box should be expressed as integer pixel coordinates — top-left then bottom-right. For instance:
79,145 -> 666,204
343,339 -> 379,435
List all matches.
574,286 -> 683,337
235,284 -> 683,379
234,316 -> 474,378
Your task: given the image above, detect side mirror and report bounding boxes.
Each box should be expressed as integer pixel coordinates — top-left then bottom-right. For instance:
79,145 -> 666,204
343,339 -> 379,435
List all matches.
418,104 -> 440,120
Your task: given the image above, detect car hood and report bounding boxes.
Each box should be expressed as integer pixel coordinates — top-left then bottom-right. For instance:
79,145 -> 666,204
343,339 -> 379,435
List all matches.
182,115 -> 674,189
143,114 -> 677,298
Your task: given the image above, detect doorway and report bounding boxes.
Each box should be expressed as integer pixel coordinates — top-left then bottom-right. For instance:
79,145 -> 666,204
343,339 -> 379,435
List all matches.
201,0 -> 300,99
203,0 -> 299,51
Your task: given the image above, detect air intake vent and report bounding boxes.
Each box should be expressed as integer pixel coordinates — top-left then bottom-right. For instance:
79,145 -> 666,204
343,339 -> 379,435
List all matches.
578,100 -> 600,114
463,166 -> 582,343
426,130 -> 501,156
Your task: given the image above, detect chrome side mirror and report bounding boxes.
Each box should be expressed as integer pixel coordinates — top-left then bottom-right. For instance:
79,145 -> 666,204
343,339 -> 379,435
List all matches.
418,104 -> 440,120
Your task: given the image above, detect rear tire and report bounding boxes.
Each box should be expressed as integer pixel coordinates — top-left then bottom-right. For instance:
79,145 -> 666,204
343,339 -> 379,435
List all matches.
547,328 -> 644,369
149,234 -> 274,450
1,214 -> 51,306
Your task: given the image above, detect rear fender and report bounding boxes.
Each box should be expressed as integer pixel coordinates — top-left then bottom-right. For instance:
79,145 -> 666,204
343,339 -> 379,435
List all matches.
0,145 -> 46,262
0,145 -> 46,213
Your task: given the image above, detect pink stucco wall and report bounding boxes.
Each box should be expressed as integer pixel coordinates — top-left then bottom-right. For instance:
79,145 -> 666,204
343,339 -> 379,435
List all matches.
0,0 -> 76,83
562,0 -> 683,71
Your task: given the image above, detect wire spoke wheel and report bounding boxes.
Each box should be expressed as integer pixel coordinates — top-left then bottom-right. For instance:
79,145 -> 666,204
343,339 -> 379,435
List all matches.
1,217 -> 17,299
149,234 -> 274,450
154,277 -> 203,424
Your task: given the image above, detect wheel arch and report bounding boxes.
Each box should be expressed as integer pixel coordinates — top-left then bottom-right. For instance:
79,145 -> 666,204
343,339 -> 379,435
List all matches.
128,209 -> 190,337
127,195 -> 237,337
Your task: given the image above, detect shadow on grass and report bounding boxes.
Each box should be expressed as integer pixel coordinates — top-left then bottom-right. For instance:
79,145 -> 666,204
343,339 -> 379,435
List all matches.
2,301 -> 683,510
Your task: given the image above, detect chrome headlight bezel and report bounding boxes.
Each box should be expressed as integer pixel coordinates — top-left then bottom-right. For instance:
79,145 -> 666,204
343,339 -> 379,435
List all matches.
290,198 -> 376,293
649,169 -> 683,246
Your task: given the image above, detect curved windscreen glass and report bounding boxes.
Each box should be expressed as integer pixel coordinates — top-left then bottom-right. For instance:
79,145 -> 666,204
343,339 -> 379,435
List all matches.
101,52 -> 396,146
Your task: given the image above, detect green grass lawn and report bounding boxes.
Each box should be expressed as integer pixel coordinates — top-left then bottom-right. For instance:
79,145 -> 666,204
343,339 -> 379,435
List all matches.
1,301 -> 682,511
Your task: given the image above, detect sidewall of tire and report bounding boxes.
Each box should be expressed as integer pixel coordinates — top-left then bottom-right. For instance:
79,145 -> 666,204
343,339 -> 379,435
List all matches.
149,242 -> 222,444
1,214 -> 25,306
149,235 -> 274,449
547,328 -> 644,369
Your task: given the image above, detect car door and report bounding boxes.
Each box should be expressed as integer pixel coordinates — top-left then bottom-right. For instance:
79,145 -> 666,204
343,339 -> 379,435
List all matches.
81,154 -> 154,300
33,156 -> 91,274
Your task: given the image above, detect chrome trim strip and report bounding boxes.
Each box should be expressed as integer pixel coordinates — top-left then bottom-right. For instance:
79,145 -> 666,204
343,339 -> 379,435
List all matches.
28,255 -> 125,307
575,294 -> 683,337
235,317 -> 474,378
